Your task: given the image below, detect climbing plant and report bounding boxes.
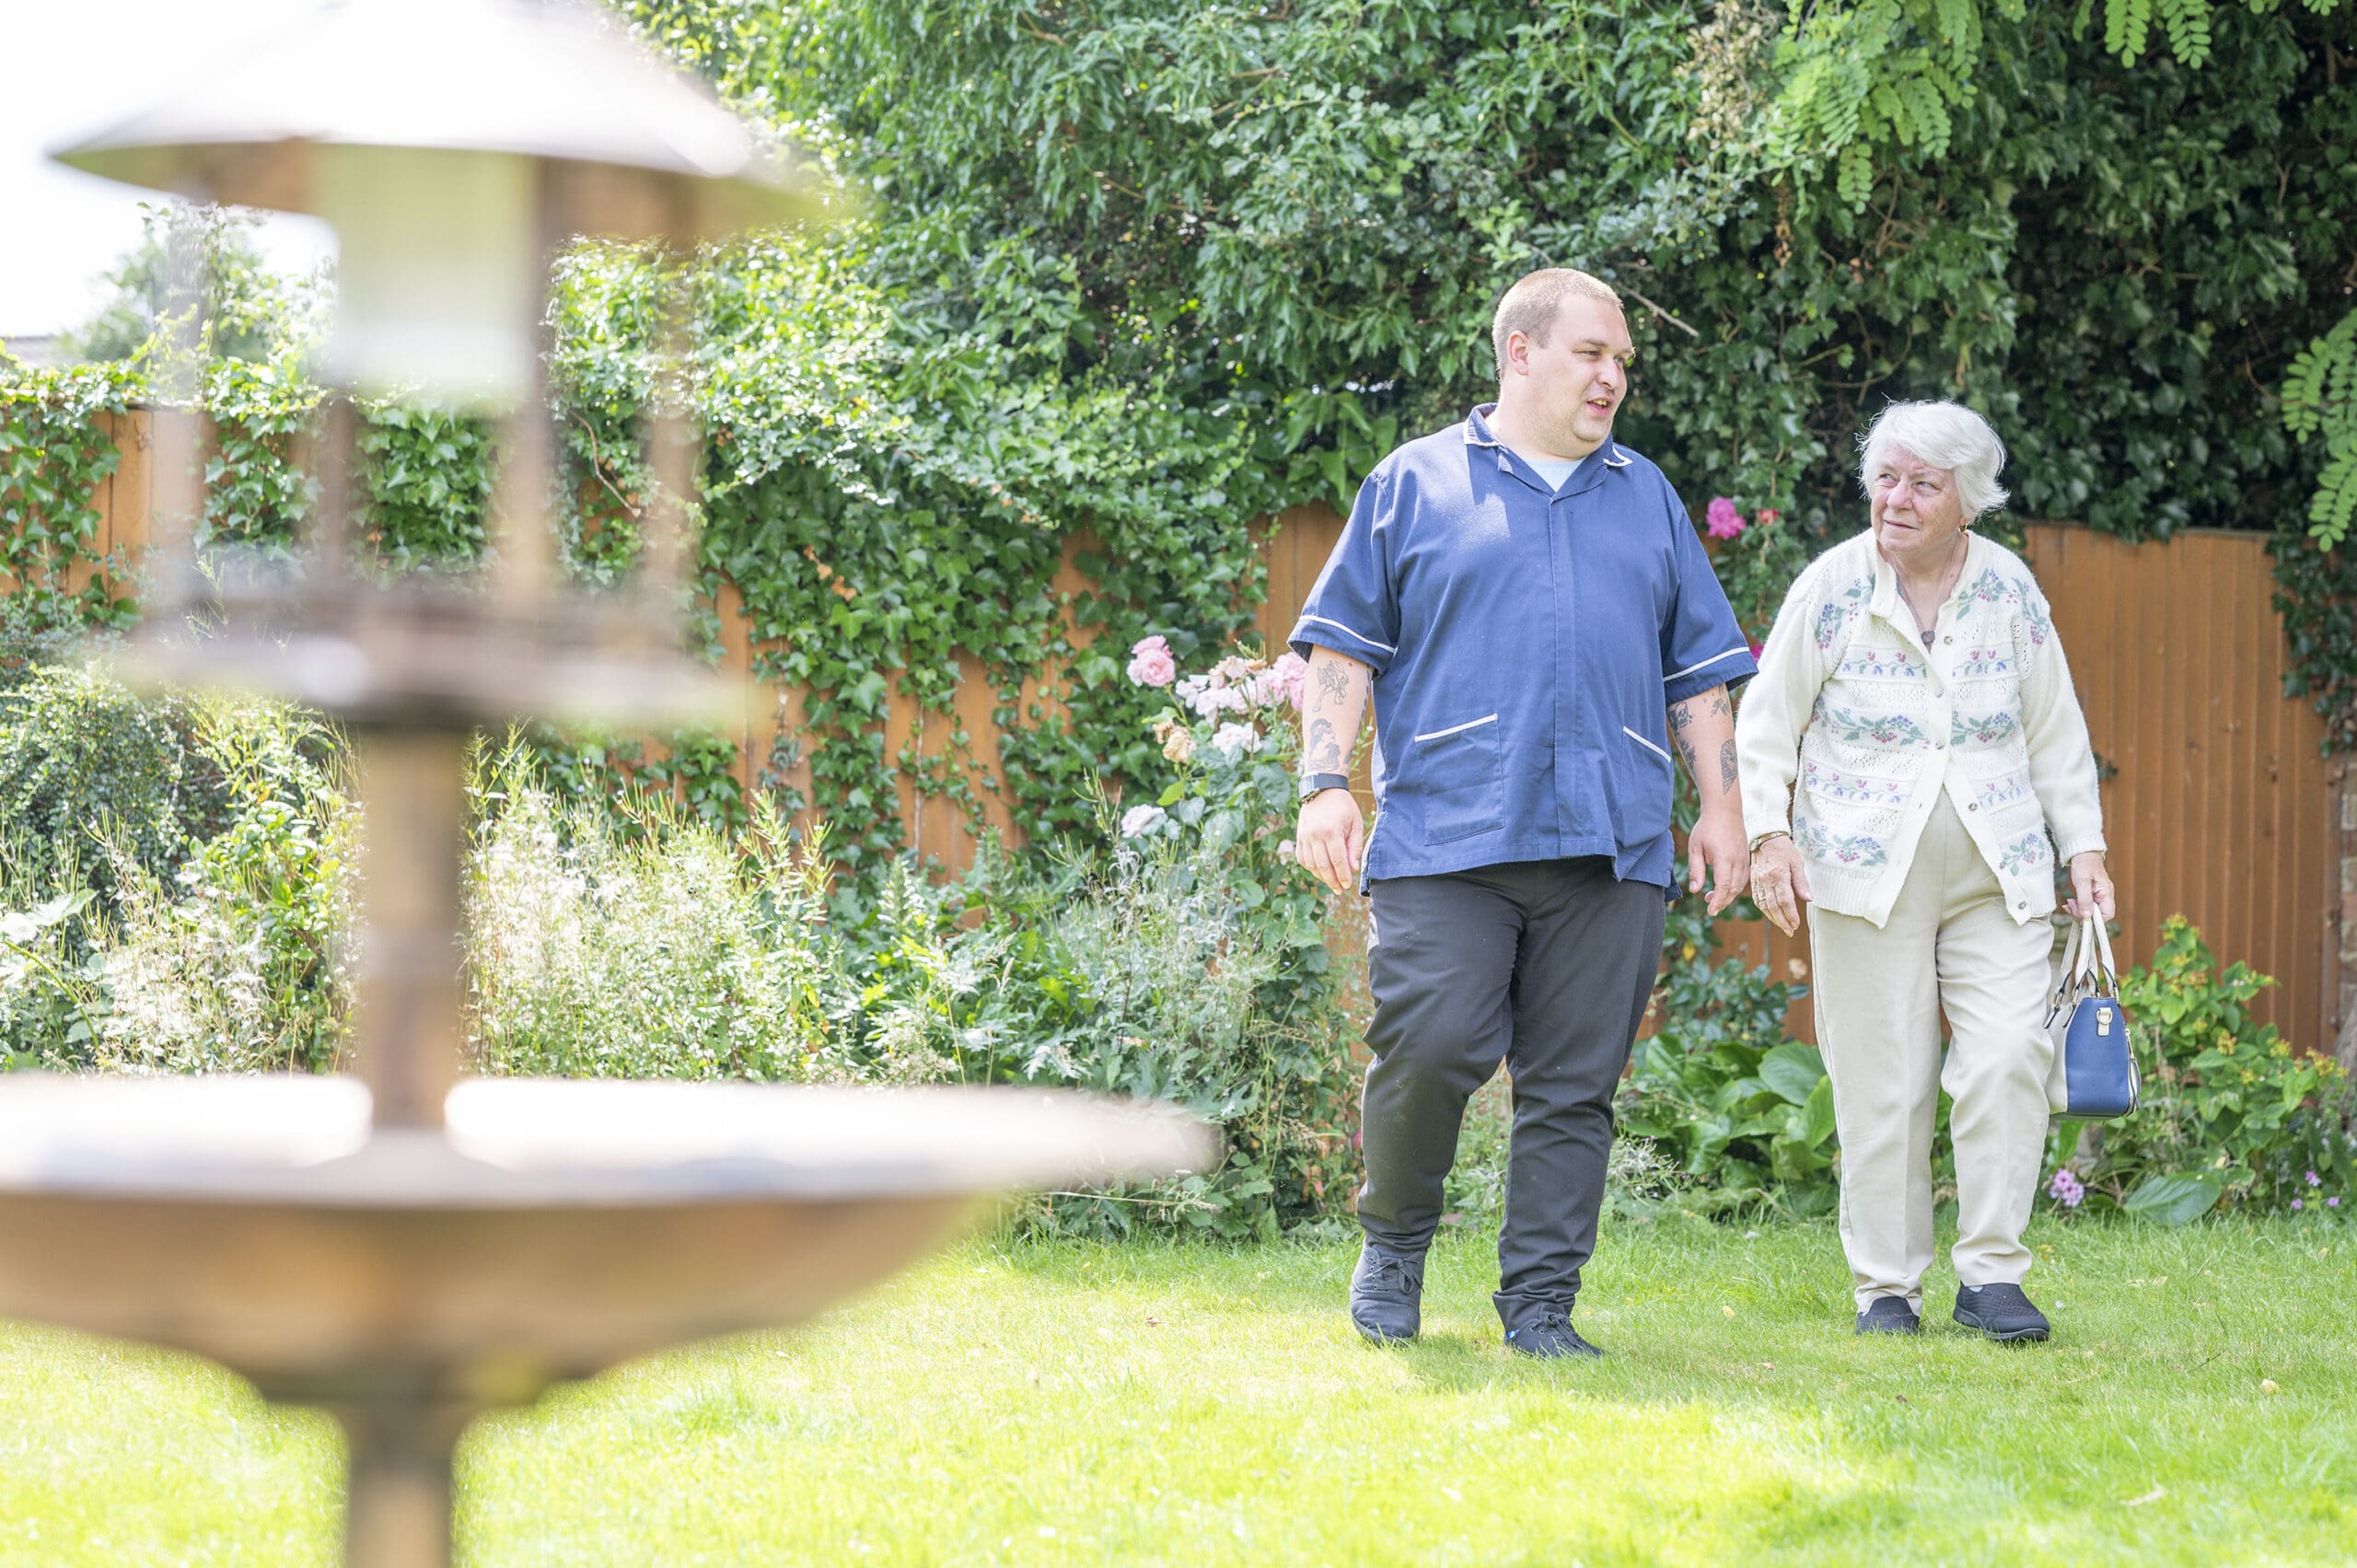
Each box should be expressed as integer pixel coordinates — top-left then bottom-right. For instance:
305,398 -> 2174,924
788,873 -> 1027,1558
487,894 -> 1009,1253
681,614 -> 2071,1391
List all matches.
6,0 -> 2357,873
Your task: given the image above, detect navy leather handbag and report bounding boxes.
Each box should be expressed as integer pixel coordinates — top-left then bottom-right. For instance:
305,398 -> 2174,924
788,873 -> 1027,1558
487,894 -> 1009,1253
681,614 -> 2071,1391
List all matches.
2044,914 -> 2140,1120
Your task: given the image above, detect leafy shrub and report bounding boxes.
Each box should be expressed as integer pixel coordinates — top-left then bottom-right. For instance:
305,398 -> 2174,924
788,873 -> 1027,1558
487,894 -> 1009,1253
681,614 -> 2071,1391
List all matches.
0,883 -> 104,1064
1617,877 -> 1833,1215
89,699 -> 354,1074
1447,1074 -> 1688,1229
2047,917 -> 2357,1224
914,643 -> 1358,1238
465,746 -> 852,1083
0,662 -> 222,909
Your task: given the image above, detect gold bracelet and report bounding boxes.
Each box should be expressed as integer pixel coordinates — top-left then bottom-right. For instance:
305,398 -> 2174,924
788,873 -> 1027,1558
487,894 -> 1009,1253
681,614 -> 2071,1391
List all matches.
1747,830 -> 1791,854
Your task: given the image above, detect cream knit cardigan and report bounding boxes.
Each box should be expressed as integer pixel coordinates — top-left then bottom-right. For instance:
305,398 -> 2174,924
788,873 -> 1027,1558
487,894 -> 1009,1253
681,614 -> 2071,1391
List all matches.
1736,529 -> 2106,928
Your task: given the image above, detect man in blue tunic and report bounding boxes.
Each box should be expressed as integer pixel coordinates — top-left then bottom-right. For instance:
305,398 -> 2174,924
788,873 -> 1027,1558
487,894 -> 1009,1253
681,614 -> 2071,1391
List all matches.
1291,268 -> 1755,1357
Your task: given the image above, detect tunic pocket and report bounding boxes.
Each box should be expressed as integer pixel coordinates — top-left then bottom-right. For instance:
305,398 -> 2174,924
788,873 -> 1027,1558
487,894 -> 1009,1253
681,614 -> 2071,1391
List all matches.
1411,713 -> 1504,843
1615,725 -> 1676,846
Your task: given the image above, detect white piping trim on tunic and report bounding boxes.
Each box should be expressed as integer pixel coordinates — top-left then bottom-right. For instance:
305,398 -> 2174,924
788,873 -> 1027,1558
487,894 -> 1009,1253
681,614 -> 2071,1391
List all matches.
1602,445 -> 1632,468
1296,614 -> 1397,656
1622,726 -> 1673,763
1664,645 -> 1749,683
1413,713 -> 1498,743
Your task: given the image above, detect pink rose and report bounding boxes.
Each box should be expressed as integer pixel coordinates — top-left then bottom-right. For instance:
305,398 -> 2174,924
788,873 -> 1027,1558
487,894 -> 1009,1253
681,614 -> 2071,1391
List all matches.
1704,496 -> 1746,541
1748,641 -> 1764,658
1755,507 -> 1781,528
1127,634 -> 1177,688
1260,652 -> 1309,712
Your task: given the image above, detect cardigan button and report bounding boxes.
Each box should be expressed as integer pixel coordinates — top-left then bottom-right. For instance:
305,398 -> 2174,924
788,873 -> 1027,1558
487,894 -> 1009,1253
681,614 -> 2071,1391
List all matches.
1967,803 -> 1978,811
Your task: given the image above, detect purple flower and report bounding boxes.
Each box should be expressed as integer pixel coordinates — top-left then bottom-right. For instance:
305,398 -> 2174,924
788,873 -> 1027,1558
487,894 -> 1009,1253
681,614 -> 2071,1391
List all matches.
2331,1197 -> 2341,1208
2048,1168 -> 2084,1209
2293,1199 -> 2305,1211
1704,496 -> 1747,540
1127,634 -> 1177,688
2306,1170 -> 2322,1187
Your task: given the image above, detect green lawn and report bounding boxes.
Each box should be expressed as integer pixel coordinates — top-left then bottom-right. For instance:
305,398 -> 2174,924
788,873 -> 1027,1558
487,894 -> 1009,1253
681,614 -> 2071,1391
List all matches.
3,1216 -> 2353,1566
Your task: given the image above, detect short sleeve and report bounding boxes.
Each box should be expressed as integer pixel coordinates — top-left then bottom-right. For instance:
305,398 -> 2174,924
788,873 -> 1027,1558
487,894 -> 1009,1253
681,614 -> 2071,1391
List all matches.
1288,470 -> 1401,675
1660,503 -> 1759,704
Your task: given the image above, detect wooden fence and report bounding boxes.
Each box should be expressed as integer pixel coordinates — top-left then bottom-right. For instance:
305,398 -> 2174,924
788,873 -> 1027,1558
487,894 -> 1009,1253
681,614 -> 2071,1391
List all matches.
39,412 -> 2344,1052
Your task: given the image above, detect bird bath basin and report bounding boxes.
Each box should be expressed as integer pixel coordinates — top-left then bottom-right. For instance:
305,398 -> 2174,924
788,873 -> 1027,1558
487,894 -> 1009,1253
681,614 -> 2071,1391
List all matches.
0,1074 -> 1212,1562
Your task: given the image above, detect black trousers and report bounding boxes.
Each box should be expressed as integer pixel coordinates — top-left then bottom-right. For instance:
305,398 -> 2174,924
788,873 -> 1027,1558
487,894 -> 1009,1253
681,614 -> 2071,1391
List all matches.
1358,857 -> 1666,1330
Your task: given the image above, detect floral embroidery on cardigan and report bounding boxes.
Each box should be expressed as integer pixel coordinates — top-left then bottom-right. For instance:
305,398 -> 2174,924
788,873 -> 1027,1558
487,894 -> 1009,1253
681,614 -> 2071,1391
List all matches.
1997,830 -> 2049,875
1960,567 -> 2012,607
1810,576 -> 1873,653
1952,646 -> 2014,678
2018,587 -> 2052,646
1837,645 -> 1924,679
1804,759 -> 1909,806
1976,772 -> 2034,808
1951,709 -> 2020,747
1797,819 -> 1891,868
1820,705 -> 1928,747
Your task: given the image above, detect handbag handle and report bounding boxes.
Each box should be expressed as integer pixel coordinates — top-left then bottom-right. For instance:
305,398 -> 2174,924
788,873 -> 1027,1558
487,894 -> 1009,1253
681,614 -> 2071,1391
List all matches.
2085,911 -> 2119,998
2046,913 -> 2119,1025
2046,916 -> 2084,1024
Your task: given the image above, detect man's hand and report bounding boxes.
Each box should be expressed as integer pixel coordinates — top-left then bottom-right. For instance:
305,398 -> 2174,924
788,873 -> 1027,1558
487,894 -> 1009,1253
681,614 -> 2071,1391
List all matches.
1749,832 -> 1811,935
2065,851 -> 2115,922
1687,808 -> 1749,916
1296,788 -> 1364,895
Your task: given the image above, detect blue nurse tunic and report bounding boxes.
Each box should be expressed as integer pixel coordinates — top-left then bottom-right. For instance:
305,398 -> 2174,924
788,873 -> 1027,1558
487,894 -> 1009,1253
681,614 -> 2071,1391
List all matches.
1288,403 -> 1758,891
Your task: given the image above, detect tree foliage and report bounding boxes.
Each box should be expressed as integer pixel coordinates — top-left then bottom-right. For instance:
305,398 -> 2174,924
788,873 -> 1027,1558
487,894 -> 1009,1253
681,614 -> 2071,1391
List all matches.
623,0 -> 2354,757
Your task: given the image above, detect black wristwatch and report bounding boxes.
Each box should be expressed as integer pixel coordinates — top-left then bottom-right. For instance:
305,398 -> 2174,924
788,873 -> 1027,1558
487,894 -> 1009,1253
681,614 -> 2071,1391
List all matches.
1298,772 -> 1351,802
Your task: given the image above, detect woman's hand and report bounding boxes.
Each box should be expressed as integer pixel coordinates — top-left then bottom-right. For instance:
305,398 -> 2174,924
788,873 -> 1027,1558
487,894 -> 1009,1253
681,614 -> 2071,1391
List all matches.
1749,833 -> 1812,936
2066,851 -> 2115,922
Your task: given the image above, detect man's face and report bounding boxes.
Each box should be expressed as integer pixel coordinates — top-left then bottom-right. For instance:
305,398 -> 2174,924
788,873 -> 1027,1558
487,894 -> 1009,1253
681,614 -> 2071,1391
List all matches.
1501,295 -> 1633,458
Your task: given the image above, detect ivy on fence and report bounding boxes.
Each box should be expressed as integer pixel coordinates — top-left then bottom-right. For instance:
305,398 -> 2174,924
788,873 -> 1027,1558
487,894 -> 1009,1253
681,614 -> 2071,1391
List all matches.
5,0 -> 2356,882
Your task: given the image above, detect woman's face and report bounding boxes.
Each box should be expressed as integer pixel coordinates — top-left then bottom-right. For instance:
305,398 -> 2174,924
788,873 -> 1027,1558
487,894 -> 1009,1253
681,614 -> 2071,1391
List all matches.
1867,446 -> 1968,563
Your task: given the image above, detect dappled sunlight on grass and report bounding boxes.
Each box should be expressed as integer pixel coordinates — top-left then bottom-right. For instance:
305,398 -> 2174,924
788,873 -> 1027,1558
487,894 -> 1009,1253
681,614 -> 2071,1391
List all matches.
4,1218 -> 2352,1564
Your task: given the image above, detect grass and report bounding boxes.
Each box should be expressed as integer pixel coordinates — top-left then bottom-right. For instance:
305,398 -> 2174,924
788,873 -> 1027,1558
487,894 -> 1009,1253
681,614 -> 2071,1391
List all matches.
3,1214 -> 2353,1565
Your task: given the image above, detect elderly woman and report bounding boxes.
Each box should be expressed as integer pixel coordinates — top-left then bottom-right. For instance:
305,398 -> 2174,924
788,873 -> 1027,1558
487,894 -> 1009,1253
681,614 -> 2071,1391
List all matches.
1735,401 -> 2114,1342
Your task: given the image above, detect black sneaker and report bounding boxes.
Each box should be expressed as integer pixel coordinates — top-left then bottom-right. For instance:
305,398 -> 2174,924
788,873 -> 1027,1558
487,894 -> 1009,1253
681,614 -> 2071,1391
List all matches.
1953,1283 -> 2050,1342
1855,1296 -> 1921,1335
1349,1241 -> 1423,1342
1504,1309 -> 1602,1360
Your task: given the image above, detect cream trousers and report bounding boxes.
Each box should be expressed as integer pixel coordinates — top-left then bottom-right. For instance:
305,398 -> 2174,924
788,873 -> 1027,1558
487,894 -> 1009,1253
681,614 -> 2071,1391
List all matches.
1808,794 -> 2054,1312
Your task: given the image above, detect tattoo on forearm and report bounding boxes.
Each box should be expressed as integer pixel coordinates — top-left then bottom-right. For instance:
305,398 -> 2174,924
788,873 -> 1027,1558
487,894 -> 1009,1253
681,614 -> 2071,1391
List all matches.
1667,686 -> 1736,795
1306,718 -> 1341,773
1301,649 -> 1370,778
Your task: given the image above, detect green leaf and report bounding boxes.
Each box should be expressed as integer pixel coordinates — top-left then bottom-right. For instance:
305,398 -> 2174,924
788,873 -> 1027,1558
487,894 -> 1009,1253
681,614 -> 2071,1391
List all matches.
1799,1075 -> 1838,1148
1759,1042 -> 1828,1106
2122,1171 -> 2223,1226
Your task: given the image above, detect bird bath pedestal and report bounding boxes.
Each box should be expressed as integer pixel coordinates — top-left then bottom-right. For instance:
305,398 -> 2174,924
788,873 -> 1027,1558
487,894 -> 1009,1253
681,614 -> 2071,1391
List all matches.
8,5 -> 1216,1561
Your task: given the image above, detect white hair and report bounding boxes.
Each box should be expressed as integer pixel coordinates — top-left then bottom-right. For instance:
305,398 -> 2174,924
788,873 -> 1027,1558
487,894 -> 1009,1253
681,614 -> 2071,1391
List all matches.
1856,401 -> 2009,519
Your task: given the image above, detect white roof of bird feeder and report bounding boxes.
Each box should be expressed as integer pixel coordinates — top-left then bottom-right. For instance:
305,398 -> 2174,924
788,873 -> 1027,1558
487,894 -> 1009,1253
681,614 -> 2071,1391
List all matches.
47,0 -> 829,242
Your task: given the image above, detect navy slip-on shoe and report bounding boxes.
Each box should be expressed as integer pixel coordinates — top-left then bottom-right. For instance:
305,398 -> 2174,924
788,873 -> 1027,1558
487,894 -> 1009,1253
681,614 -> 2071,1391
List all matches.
1855,1295 -> 1922,1335
1349,1241 -> 1424,1343
1953,1283 -> 2051,1342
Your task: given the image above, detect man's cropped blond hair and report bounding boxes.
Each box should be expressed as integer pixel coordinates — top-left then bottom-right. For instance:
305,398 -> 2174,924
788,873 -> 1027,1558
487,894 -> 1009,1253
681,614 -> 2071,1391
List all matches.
1491,268 -> 1623,380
